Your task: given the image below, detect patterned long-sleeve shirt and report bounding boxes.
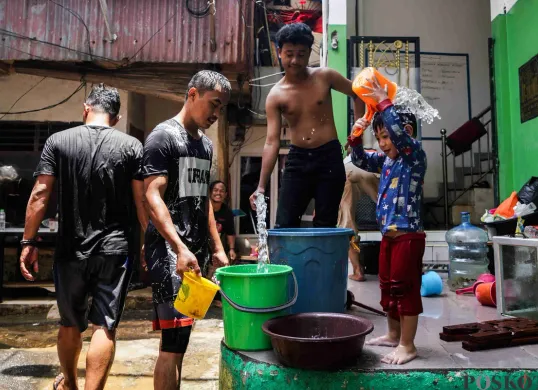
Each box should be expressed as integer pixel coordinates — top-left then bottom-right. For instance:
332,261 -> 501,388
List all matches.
351,106 -> 427,235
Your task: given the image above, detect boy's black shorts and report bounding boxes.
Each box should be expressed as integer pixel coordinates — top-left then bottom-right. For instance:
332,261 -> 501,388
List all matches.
54,255 -> 132,332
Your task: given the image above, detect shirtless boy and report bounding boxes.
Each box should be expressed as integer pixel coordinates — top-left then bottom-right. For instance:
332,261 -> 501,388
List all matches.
249,23 -> 364,227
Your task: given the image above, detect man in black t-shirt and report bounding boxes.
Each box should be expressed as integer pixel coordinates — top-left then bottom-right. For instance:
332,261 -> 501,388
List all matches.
143,70 -> 231,389
19,84 -> 147,390
209,180 -> 237,263
208,180 -> 236,308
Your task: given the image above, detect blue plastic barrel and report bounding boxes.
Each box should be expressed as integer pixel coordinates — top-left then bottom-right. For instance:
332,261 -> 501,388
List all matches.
267,228 -> 354,314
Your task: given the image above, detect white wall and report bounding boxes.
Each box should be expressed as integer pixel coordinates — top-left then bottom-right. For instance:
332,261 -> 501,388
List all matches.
0,74 -> 129,132
490,0 -> 518,19
346,0 -> 492,198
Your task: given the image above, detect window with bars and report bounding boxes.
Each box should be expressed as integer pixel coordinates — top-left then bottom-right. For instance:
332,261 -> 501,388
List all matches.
0,121 -> 82,225
0,121 -> 83,152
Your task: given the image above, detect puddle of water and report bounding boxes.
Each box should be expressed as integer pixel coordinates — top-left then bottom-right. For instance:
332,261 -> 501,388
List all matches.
0,320 -> 161,349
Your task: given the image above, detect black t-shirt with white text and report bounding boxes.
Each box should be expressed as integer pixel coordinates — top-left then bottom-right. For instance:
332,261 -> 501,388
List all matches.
142,119 -> 213,266
34,125 -> 143,262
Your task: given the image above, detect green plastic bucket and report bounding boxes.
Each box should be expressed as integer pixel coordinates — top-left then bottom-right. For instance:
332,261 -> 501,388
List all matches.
215,264 -> 298,351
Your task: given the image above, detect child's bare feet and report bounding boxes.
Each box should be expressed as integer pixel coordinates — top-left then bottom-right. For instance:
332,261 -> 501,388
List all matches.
381,344 -> 418,365
365,335 -> 399,347
349,274 -> 366,281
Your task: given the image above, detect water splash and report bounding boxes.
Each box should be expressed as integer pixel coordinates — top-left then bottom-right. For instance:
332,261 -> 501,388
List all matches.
254,192 -> 269,273
393,86 -> 441,124
367,86 -> 441,134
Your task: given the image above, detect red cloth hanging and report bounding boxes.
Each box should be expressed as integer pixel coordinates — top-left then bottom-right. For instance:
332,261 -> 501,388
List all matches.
313,14 -> 323,33
269,10 -> 323,33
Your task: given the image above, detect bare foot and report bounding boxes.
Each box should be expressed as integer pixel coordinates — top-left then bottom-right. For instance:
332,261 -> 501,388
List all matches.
366,335 -> 399,347
381,345 -> 418,365
349,274 -> 366,282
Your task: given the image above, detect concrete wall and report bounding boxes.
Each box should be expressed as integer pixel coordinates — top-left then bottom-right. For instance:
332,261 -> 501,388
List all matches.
0,74 -> 129,132
491,0 -> 538,198
345,0 -> 492,198
127,92 -> 146,139
144,95 -> 182,135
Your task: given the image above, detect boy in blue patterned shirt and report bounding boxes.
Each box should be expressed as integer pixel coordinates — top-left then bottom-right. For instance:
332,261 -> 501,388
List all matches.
349,76 -> 427,365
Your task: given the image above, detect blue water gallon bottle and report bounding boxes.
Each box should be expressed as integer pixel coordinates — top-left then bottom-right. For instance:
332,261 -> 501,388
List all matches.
446,212 -> 489,291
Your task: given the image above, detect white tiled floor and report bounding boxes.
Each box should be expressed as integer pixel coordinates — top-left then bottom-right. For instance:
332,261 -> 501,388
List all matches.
243,274 -> 538,370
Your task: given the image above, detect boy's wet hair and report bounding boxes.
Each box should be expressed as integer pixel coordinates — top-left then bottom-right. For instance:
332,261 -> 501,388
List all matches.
276,23 -> 314,49
372,111 -> 417,137
85,83 -> 121,119
186,70 -> 232,99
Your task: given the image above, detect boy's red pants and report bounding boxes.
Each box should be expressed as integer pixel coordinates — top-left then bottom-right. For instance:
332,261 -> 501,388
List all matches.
379,232 -> 426,320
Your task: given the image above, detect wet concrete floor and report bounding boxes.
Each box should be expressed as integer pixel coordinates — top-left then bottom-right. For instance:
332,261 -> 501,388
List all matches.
0,309 -> 223,390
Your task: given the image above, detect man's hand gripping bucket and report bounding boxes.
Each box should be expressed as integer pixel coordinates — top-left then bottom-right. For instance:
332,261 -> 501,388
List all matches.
174,272 -> 220,320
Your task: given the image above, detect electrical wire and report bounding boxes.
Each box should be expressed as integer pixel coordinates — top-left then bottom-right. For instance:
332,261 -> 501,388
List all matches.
230,127 -> 253,147
229,127 -> 257,166
0,29 -> 116,64
0,81 -> 86,115
255,1 -> 284,24
249,82 -> 278,87
240,0 -> 278,118
249,70 -> 284,82
242,134 -> 266,148
129,3 -> 183,61
0,77 -> 47,120
248,109 -> 266,118
230,132 -> 267,166
0,42 -> 134,80
235,0 -> 254,110
48,0 -> 93,61
0,42 -> 46,60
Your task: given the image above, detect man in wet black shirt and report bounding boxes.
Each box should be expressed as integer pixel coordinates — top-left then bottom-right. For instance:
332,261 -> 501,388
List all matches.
143,70 -> 231,390
20,84 -> 148,390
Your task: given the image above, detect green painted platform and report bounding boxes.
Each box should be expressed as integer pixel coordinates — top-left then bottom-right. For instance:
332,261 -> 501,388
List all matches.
219,276 -> 538,389
219,342 -> 536,389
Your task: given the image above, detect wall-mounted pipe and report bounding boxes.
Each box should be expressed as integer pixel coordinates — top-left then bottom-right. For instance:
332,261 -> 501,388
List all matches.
321,0 -> 329,67
358,0 -> 365,35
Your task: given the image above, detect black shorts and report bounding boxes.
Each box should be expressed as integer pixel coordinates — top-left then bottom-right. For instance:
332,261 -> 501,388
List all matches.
275,139 -> 346,228
54,255 -> 132,332
146,238 -> 209,331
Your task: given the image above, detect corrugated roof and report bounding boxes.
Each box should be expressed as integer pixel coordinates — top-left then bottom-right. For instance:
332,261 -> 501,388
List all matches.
0,0 -> 252,66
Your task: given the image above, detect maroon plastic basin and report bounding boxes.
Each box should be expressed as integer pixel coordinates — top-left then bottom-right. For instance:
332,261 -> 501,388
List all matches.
262,312 -> 374,370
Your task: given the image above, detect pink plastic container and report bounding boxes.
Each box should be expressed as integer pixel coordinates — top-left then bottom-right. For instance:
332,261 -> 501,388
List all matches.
455,273 -> 495,295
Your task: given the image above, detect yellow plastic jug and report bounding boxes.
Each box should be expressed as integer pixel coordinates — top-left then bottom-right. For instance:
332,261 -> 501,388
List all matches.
351,67 -> 398,138
174,272 -> 220,320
